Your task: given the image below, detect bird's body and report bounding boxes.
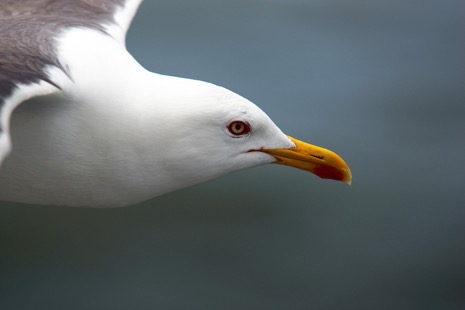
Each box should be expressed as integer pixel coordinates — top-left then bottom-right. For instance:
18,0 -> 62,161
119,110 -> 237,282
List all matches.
0,0 -> 351,207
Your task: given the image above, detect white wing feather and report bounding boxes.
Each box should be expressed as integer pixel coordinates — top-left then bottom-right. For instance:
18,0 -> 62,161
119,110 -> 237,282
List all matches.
0,0 -> 143,166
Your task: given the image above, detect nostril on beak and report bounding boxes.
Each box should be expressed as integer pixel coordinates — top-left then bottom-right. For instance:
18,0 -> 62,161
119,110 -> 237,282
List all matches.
310,154 -> 324,160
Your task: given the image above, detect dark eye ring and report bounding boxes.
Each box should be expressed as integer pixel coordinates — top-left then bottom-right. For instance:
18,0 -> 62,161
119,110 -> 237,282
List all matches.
227,120 -> 251,136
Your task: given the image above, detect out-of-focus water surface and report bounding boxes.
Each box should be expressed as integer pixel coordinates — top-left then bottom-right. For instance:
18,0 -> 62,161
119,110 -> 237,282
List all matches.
1,0 -> 464,309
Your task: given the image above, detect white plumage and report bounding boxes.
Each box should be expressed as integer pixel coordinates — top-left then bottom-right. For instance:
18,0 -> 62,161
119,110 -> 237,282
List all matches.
0,0 -> 351,207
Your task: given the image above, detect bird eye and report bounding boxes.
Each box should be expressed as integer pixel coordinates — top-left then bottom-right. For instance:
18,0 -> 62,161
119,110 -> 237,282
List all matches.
227,120 -> 251,136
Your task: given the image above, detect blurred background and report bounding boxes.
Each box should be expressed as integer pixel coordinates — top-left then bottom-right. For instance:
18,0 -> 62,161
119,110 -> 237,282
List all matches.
1,0 -> 464,309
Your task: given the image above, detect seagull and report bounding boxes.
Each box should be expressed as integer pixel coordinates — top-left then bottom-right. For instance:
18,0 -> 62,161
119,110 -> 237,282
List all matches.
0,0 -> 352,207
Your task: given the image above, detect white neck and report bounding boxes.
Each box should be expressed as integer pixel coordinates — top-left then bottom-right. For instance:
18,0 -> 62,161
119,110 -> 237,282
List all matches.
0,28 -> 205,206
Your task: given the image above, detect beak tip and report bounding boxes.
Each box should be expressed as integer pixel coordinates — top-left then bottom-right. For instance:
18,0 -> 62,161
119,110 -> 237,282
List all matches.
342,169 -> 352,185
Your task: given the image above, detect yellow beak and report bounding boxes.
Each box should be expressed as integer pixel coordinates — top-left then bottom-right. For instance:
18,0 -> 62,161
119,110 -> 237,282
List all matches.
262,135 -> 352,184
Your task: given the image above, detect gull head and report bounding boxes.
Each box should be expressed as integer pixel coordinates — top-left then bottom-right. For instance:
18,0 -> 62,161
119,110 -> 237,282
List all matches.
144,76 -> 352,192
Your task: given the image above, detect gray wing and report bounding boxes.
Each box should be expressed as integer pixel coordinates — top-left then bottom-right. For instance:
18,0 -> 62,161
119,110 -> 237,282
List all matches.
0,0 -> 143,166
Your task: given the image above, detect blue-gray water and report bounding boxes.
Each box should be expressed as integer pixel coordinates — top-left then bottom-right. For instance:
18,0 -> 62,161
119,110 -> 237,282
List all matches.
1,0 -> 464,309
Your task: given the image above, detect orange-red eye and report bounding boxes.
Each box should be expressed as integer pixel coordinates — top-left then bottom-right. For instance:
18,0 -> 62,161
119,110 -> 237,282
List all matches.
227,120 -> 251,136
